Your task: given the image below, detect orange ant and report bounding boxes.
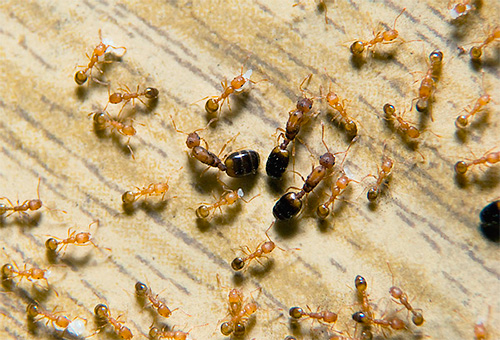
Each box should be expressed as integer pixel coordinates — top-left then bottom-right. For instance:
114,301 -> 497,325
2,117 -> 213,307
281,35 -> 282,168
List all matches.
1,261 -> 51,288
289,305 -> 338,326
321,81 -> 358,136
94,303 -> 133,340
354,275 -> 374,319
449,0 -> 475,19
75,29 -> 127,85
122,178 -> 173,205
352,311 -> 405,331
414,50 -> 443,115
196,188 -> 258,219
455,75 -> 492,128
90,110 -> 137,158
470,27 -> 500,61
454,147 -> 499,175
45,220 -> 107,255
105,85 -> 159,116
366,156 -> 394,202
149,325 -> 191,340
473,306 -> 492,340
135,282 -> 174,318
231,222 -> 287,271
383,103 -> 420,139
266,74 -> 317,179
27,302 -> 86,336
387,263 -> 424,326
350,8 -> 406,55
0,178 -> 45,218
204,62 -> 265,116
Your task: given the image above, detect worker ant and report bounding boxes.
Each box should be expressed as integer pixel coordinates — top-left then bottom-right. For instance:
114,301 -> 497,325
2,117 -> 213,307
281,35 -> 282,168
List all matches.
105,84 -> 159,117
45,220 -> 109,255
454,146 -> 499,175
94,303 -> 133,339
27,302 -> 86,337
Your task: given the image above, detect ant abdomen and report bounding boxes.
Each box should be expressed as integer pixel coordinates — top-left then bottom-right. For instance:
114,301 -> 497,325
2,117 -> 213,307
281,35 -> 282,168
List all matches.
224,150 -> 260,177
273,192 -> 302,220
266,146 -> 290,179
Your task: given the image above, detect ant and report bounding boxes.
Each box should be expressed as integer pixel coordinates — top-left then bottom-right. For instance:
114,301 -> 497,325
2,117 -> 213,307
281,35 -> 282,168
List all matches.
354,275 -> 374,319
454,147 -> 499,175
387,264 -> 424,326
350,8 -> 406,55
149,325 -> 190,340
122,178 -> 173,205
321,82 -> 358,136
45,221 -> 107,255
449,0 -> 475,19
94,303 -> 133,340
27,302 -> 85,336
90,110 -> 137,157
352,311 -> 405,331
105,85 -> 159,116
231,222 -> 286,271
470,27 -> 500,61
455,75 -> 492,129
289,306 -> 338,326
0,178 -> 45,219
218,281 -> 258,337
203,61 -> 265,116
196,187 -> 259,219
414,50 -> 443,114
135,281 -> 174,318
75,29 -> 127,85
1,261 -> 51,289
172,117 -> 260,178
383,103 -> 420,138
266,74 -> 317,179
366,155 -> 394,202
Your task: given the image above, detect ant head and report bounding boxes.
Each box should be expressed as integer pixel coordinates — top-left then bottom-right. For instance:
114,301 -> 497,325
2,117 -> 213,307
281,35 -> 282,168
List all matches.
27,303 -> 40,318
429,50 -> 443,64
367,187 -> 380,202
319,152 -> 335,169
383,103 -> 396,116
74,70 -> 88,85
93,112 -> 108,125
94,304 -> 109,318
296,97 -> 313,113
144,87 -> 159,99
29,199 -> 42,211
1,263 -> 14,277
135,281 -> 148,295
354,275 -> 367,292
231,257 -> 245,271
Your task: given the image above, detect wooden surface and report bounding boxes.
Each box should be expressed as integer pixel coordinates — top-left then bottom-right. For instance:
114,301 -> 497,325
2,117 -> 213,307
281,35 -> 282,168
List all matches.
0,0 -> 499,339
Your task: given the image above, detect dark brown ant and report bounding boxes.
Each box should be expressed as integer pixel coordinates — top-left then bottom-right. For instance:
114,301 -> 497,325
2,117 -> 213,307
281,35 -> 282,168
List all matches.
387,264 -> 424,326
470,27 -> 500,61
171,117 -> 260,178
289,305 -> 338,326
135,282 -> 174,318
455,75 -> 492,128
196,188 -> 258,219
414,50 -> 443,115
321,82 -> 358,136
352,311 -> 405,331
105,85 -> 159,116
449,0 -> 475,19
231,222 -> 288,271
75,29 -> 127,85
383,103 -> 420,138
45,221 -> 108,255
454,147 -> 499,175
90,110 -> 137,158
350,8 -> 405,55
94,303 -> 133,340
0,178 -> 44,218
122,178 -> 173,205
266,74 -> 316,179
366,156 -> 394,202
27,302 -> 85,336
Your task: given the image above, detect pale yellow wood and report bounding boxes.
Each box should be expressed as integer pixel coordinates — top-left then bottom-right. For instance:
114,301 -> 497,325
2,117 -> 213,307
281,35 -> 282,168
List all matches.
0,0 -> 499,339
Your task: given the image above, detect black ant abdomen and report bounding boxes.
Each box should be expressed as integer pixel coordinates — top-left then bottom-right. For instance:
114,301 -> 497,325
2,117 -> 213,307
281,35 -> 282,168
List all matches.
273,192 -> 302,220
266,146 -> 290,179
224,150 -> 260,177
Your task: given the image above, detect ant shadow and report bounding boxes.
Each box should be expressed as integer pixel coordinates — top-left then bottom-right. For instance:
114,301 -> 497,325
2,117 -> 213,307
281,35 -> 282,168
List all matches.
121,199 -> 169,217
350,54 -> 367,69
469,47 -> 500,71
0,212 -> 42,228
454,167 -> 499,190
232,260 -> 275,284
454,112 -> 491,144
273,218 -> 300,239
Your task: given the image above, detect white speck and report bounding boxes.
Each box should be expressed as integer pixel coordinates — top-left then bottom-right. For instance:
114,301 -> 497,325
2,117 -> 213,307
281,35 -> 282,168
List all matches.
235,69 -> 253,93
242,69 -> 253,80
343,166 -> 355,179
44,270 -> 51,279
450,4 -> 472,19
237,188 -> 244,198
67,319 -> 86,337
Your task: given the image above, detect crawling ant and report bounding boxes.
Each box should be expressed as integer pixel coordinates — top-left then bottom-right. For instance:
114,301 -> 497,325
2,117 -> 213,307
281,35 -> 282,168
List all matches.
45,220 -> 107,255
354,275 -> 374,319
122,178 -> 173,205
321,82 -> 358,136
135,282 -> 174,318
350,8 -> 406,55
266,74 -> 317,179
172,117 -> 260,178
218,283 -> 258,337
352,311 -> 405,331
90,110 -> 137,157
289,306 -> 338,326
196,188 -> 258,219
383,103 -> 420,138
415,50 -> 443,114
449,0 -> 475,19
454,147 -> 499,175
231,222 -> 286,271
106,85 -> 159,116
1,261 -> 51,289
204,62 -> 265,116
94,303 -> 133,339
387,264 -> 424,326
0,178 -> 46,219
27,302 -> 85,336
75,29 -> 127,85
470,27 -> 500,61
455,75 -> 492,128
149,325 -> 190,340
366,156 -> 394,202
